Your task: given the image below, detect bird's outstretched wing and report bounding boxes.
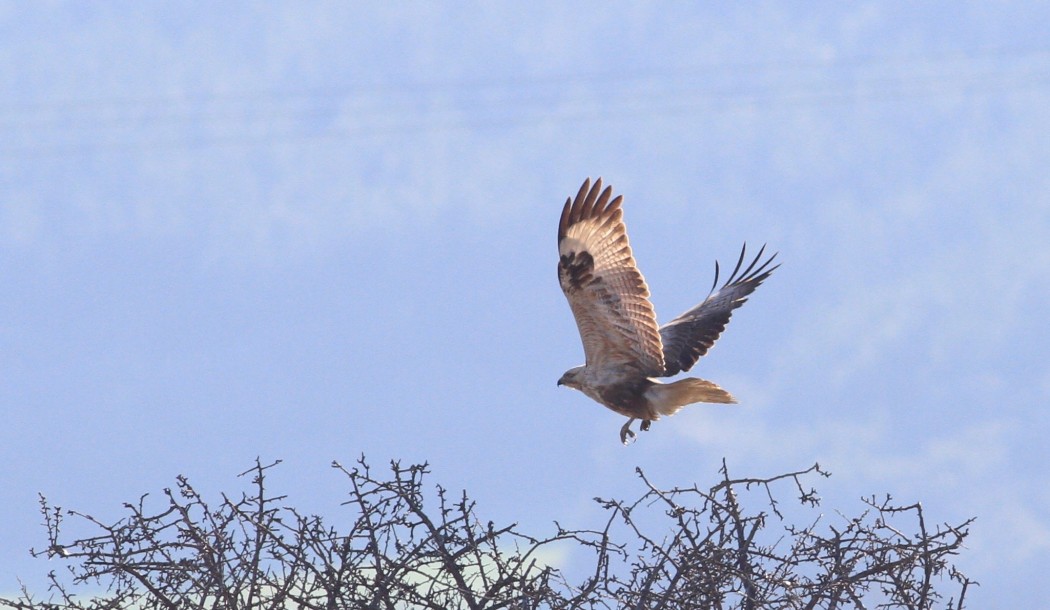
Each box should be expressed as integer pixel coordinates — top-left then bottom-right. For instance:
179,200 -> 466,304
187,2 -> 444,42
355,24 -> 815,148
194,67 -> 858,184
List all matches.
660,244 -> 779,377
558,178 -> 664,375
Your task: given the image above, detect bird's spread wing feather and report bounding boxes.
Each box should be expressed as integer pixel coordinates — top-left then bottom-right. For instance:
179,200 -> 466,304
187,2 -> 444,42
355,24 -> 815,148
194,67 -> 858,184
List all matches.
660,244 -> 779,376
558,178 -> 664,375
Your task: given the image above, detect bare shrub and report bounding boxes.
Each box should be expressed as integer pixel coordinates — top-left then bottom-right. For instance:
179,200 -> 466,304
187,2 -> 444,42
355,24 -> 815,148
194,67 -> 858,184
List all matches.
2,458 -> 974,609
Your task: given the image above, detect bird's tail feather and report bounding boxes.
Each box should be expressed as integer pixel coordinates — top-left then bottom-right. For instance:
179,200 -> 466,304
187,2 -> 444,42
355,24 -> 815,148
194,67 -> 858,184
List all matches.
646,377 -> 736,418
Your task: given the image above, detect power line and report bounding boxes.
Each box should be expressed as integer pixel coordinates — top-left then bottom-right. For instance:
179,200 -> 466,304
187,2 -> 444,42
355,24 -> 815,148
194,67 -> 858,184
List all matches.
3,44 -> 1048,116
2,47 -> 1048,159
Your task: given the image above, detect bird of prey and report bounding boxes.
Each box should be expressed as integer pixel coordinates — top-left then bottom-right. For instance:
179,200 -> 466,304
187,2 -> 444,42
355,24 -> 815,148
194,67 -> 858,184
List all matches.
556,178 -> 778,444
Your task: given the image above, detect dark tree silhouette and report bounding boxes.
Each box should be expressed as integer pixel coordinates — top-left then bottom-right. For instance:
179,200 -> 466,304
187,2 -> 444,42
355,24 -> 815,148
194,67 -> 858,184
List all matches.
2,458 -> 974,609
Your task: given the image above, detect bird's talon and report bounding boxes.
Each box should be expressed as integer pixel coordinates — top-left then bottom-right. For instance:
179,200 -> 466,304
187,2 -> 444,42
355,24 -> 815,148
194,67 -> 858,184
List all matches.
620,419 -> 637,445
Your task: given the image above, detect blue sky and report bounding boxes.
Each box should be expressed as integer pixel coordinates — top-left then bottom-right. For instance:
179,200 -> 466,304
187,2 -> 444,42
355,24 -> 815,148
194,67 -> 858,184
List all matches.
2,3 -> 1049,606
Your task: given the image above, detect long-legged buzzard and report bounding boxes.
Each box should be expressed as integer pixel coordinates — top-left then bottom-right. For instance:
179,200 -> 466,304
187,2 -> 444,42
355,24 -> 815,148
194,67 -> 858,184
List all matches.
556,178 -> 778,444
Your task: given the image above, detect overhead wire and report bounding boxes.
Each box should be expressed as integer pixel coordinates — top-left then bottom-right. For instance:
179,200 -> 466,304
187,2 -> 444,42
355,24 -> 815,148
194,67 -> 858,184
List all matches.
2,44 -> 1047,117
1,47 -> 1048,159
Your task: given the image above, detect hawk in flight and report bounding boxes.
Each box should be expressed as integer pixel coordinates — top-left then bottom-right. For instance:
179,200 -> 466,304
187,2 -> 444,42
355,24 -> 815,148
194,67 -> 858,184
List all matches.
556,178 -> 778,444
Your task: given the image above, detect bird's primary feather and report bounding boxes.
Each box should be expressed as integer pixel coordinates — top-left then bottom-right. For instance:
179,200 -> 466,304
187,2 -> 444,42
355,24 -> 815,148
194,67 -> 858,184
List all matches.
659,244 -> 779,376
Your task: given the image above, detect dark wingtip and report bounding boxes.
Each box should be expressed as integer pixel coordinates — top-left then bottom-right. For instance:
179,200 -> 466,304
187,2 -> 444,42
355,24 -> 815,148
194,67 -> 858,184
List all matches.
564,177 -> 624,238
720,242 -> 781,288
568,178 -> 592,226
558,196 -> 573,242
579,177 -> 603,219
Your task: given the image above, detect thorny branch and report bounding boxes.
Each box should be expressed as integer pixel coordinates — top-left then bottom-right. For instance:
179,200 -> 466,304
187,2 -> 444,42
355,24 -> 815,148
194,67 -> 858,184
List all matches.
2,458 -> 975,610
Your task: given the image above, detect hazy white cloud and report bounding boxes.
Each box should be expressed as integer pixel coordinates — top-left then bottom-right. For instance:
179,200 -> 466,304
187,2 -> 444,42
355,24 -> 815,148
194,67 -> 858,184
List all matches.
678,399 -> 1050,583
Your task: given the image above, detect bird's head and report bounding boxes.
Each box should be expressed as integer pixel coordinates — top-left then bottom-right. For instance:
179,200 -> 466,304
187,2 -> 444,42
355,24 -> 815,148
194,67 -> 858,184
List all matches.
557,366 -> 584,389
